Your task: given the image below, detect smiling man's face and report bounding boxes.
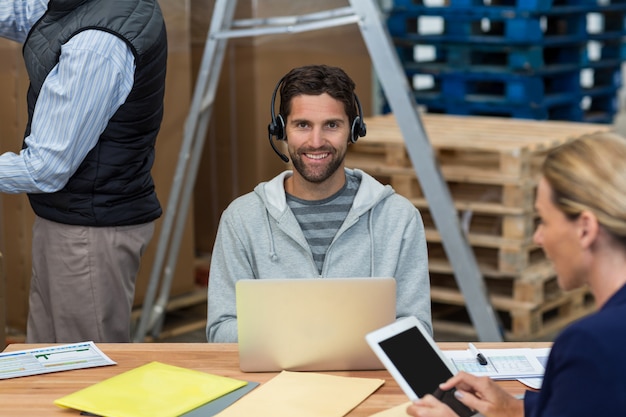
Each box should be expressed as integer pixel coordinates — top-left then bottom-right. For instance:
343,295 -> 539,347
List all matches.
284,93 -> 351,198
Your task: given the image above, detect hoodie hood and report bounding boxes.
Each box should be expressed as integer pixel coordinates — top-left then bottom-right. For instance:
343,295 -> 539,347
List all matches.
253,168 -> 396,273
255,168 -> 395,220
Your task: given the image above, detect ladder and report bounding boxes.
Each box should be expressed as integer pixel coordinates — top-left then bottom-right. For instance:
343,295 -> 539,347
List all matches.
133,0 -> 504,342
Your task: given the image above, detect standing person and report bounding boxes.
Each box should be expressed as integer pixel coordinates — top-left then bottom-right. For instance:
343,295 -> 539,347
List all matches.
0,0 -> 167,343
407,131 -> 626,417
206,64 -> 431,343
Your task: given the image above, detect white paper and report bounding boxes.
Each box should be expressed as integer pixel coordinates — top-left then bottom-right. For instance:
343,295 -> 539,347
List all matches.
0,341 -> 116,379
517,348 -> 551,389
443,348 -> 545,380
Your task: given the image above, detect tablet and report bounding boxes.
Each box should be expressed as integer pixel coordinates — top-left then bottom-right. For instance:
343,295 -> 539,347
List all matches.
365,316 -> 479,417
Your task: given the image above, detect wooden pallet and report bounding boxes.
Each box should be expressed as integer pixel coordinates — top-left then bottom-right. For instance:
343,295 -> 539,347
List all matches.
430,267 -> 566,306
429,228 -> 594,340
429,255 -> 556,282
348,113 -> 608,185
370,174 -> 544,274
431,284 -> 596,341
422,207 -> 538,244
428,238 -> 546,276
388,174 -> 538,215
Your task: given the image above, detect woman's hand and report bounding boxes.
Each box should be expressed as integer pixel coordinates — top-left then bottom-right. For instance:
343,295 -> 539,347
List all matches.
406,372 -> 524,417
406,393 -> 459,417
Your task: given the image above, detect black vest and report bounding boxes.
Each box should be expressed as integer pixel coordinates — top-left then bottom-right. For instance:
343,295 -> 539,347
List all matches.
23,0 -> 167,226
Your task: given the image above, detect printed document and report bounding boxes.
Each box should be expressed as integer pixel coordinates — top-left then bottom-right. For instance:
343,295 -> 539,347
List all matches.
517,347 -> 551,389
0,341 -> 115,379
444,348 -> 545,380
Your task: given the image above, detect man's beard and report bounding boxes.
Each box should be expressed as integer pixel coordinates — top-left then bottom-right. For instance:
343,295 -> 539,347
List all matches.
289,147 -> 345,183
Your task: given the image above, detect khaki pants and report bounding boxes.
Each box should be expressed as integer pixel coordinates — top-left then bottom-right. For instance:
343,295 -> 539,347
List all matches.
26,216 -> 154,343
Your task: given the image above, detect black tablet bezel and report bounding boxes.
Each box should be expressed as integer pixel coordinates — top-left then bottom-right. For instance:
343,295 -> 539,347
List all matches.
365,316 -> 477,417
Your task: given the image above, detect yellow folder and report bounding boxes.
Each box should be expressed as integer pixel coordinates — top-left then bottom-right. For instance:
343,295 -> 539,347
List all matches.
54,361 -> 247,417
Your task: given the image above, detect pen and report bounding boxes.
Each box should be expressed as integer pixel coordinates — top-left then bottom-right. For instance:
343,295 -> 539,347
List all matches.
469,343 -> 488,366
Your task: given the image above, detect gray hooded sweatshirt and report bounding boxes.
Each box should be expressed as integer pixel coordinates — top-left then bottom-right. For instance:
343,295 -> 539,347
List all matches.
206,168 -> 432,342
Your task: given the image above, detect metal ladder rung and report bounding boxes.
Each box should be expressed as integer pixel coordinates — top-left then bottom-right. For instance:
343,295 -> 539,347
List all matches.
212,16 -> 361,39
231,6 -> 357,28
199,96 -> 214,115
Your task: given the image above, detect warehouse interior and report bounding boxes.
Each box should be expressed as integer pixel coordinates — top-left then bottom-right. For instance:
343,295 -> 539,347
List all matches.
2,0 -> 626,348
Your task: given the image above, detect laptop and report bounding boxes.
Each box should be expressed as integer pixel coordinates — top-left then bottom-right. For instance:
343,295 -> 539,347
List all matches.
236,277 -> 397,372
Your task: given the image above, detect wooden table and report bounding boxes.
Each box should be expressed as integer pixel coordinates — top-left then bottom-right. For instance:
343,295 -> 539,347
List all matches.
0,342 -> 550,416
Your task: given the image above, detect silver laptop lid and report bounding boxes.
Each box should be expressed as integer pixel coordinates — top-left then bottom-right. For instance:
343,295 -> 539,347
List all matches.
236,277 -> 396,372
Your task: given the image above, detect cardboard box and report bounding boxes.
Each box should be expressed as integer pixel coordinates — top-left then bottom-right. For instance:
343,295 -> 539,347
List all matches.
0,0 -> 196,333
0,38 -> 32,333
191,0 -> 374,253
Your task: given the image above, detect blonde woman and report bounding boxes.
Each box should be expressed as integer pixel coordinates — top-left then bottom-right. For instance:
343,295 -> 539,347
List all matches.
408,131 -> 626,417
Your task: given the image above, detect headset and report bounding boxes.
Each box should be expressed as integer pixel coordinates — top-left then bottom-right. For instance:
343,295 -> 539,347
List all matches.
267,76 -> 367,163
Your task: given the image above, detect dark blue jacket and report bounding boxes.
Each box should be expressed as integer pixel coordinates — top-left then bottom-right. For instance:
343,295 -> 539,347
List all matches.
22,0 -> 166,226
524,283 -> 626,416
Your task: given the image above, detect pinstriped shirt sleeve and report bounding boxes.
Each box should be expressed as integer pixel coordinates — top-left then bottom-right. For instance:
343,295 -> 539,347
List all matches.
0,4 -> 136,194
0,0 -> 47,42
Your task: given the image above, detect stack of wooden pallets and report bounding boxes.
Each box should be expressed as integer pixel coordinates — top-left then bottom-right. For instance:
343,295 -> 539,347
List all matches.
346,113 -> 609,340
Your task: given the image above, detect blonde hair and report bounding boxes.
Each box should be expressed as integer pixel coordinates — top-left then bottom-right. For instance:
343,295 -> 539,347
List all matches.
542,131 -> 626,245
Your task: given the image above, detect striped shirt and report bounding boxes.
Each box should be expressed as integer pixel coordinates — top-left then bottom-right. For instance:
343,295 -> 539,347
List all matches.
0,0 -> 135,193
286,172 -> 361,273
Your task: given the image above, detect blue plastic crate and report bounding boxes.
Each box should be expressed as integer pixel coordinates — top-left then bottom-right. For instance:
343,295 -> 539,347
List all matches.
390,0 -> 626,14
409,98 -> 584,121
406,70 -> 583,105
395,42 -> 588,73
585,9 -> 626,38
387,10 -> 589,44
579,62 -> 623,94
583,37 -> 626,63
380,83 -> 618,124
391,0 -> 560,10
578,87 -> 620,122
384,1 -> 625,123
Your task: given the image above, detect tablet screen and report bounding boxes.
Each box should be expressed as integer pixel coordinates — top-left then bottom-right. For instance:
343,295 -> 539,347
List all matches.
375,323 -> 477,417
378,326 -> 453,397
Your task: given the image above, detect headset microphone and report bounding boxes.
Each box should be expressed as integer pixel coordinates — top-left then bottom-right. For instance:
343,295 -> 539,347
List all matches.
268,131 -> 289,163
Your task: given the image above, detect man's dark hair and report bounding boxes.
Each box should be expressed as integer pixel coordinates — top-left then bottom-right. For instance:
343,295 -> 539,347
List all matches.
279,65 -> 358,124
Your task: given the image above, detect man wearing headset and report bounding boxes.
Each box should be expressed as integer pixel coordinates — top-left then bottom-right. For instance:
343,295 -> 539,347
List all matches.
206,64 -> 431,342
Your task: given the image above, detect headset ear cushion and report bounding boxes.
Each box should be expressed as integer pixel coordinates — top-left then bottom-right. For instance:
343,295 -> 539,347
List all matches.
350,117 -> 359,143
268,114 -> 286,140
350,116 -> 366,143
359,118 -> 367,137
275,114 -> 285,140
